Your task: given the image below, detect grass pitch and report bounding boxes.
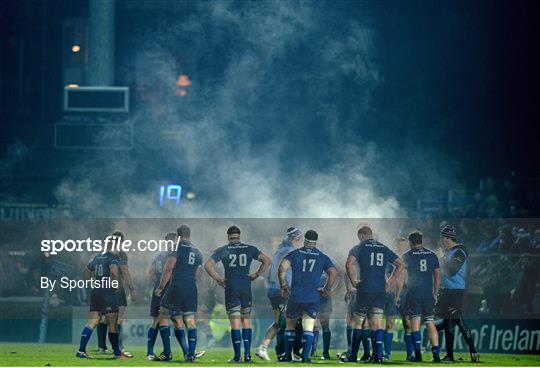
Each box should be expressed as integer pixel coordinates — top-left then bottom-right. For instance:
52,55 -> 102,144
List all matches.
0,343 -> 538,366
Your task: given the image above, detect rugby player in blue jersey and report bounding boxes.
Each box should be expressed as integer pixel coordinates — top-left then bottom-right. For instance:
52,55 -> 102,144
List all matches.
154,225 -> 204,362
402,231 -> 441,362
256,227 -> 302,361
343,225 -> 404,363
204,225 -> 271,363
278,230 -> 338,363
146,232 -> 174,360
76,244 -> 121,359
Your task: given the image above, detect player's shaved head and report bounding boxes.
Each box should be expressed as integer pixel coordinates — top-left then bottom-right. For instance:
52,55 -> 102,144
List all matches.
177,224 -> 190,238
357,226 -> 373,238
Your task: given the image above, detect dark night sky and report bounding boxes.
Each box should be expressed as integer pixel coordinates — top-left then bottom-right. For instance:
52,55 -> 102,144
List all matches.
1,0 -> 539,211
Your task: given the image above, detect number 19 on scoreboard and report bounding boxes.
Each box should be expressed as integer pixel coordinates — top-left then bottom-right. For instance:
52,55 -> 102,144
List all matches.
159,184 -> 182,207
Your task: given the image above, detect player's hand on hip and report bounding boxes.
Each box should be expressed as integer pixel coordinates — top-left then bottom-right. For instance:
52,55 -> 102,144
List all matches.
318,287 -> 330,297
216,277 -> 226,287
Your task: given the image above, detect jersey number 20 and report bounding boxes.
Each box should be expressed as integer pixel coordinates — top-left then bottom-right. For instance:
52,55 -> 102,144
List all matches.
229,253 -> 247,267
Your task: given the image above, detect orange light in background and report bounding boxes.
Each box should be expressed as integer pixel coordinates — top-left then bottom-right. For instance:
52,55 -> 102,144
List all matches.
66,84 -> 79,88
177,74 -> 191,87
71,45 -> 81,53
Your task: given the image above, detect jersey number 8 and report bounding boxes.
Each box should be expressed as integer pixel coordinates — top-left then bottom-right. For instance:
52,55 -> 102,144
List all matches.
420,259 -> 427,272
229,253 -> 247,267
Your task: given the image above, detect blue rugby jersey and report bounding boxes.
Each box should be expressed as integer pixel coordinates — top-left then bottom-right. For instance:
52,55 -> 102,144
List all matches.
87,252 -> 119,291
151,251 -> 170,289
211,241 -> 261,283
285,246 -> 335,303
403,247 -> 440,298
170,240 -> 203,287
348,239 -> 398,293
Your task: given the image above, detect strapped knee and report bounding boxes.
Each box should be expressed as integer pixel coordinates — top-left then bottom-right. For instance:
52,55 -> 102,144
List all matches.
369,307 -> 384,320
227,306 -> 241,317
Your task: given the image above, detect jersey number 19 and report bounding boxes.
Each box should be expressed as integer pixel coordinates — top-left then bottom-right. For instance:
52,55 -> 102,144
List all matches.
370,252 -> 384,266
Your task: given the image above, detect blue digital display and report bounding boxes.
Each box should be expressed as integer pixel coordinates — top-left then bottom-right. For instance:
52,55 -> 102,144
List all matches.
159,184 -> 182,207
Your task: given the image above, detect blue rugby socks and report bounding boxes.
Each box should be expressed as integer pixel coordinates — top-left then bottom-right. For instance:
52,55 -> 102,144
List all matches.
362,328 -> 371,357
412,330 -> 422,359
284,330 -> 296,360
174,328 -> 188,356
242,328 -> 252,358
384,330 -> 393,357
159,326 -> 171,356
350,328 -> 362,361
231,329 -> 242,360
188,328 -> 197,358
404,332 -> 414,359
147,327 -> 157,356
302,331 -> 314,360
78,325 -> 93,353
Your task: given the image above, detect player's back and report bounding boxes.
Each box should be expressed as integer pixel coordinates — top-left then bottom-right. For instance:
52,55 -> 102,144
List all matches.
88,252 -> 118,291
404,247 -> 439,297
152,251 -> 169,289
212,240 -> 260,283
171,240 -> 203,287
288,246 -> 334,303
350,239 -> 398,293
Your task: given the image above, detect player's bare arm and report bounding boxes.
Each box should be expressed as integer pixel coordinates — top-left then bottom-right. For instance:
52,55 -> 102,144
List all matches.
386,258 -> 405,291
344,273 -> 356,302
278,258 -> 291,298
433,267 -> 441,302
397,268 -> 407,306
84,266 -> 94,281
345,255 -> 360,288
119,263 -> 137,301
109,263 -> 119,291
155,256 -> 176,296
203,258 -> 225,287
148,265 -> 156,284
195,265 -> 204,281
250,251 -> 271,280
